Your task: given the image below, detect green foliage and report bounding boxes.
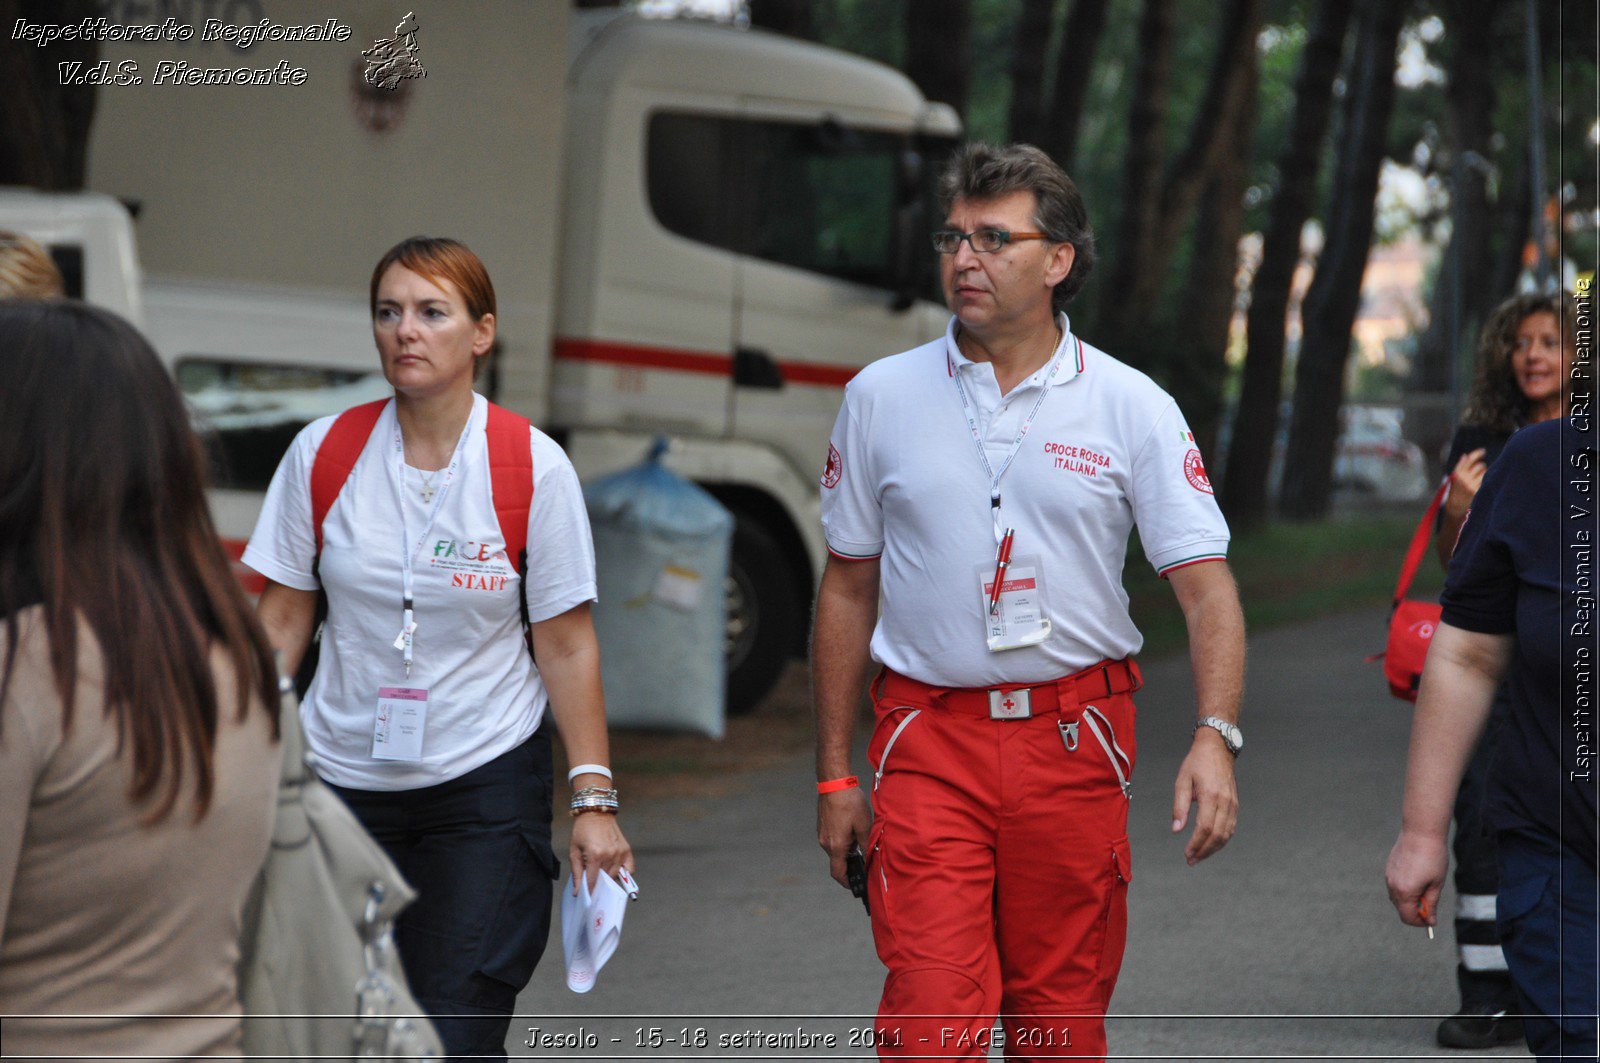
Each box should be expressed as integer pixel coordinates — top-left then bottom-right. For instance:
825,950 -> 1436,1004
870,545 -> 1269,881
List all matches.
801,0 -> 1594,396
810,0 -> 904,67
965,0 -> 1019,143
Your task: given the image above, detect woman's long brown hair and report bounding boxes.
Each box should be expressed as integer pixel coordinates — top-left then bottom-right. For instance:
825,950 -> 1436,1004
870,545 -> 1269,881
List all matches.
0,301 -> 280,822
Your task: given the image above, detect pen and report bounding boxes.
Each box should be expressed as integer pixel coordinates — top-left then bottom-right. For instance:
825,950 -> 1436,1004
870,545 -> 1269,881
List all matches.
1419,896 -> 1434,940
988,528 -> 1015,617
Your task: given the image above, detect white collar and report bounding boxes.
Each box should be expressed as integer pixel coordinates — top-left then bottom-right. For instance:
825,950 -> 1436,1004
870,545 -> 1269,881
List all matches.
943,312 -> 1085,388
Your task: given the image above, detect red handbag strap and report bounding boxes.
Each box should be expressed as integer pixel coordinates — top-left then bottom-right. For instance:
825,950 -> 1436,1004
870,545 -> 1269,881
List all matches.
485,402 -> 534,575
1393,477 -> 1450,606
309,399 -> 388,555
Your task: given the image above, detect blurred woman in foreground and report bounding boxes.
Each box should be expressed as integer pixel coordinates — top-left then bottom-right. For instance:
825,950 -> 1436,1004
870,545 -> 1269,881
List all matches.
0,301 -> 280,1057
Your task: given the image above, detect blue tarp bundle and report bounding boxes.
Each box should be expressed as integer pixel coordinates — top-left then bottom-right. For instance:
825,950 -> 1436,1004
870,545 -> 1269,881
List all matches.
584,441 -> 733,738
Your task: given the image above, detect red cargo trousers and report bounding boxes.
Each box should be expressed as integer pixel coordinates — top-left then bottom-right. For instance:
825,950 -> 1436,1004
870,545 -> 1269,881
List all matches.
865,661 -> 1140,1062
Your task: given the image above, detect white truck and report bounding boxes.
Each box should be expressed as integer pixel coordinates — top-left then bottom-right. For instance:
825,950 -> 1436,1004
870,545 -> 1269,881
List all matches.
5,3 -> 960,712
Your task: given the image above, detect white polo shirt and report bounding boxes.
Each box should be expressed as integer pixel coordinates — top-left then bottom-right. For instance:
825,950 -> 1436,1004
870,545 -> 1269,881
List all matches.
243,394 -> 597,791
821,314 -> 1229,688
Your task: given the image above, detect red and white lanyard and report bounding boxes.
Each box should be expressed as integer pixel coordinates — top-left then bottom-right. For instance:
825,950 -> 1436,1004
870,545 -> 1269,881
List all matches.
950,336 -> 1067,545
391,407 -> 475,678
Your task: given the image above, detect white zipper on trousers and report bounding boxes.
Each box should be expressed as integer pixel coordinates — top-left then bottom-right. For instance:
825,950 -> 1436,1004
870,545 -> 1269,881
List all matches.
1081,705 -> 1133,799
872,707 -> 921,898
873,709 -> 922,792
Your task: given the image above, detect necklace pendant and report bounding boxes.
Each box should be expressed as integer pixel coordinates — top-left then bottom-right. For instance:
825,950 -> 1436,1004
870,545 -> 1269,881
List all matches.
420,486 -> 435,504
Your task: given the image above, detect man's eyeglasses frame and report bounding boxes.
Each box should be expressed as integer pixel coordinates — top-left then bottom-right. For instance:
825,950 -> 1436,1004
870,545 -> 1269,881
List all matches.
931,229 -> 1054,255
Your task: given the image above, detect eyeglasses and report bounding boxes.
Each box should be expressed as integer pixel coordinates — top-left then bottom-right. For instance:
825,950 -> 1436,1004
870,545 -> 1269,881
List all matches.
931,228 -> 1052,255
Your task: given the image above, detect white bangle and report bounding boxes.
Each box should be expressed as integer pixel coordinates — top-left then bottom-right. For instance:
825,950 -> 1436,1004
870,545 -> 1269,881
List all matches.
567,763 -> 613,783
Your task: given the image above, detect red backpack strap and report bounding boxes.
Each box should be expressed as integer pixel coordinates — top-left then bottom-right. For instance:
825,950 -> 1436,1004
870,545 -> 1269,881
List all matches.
1393,477 -> 1451,606
309,400 -> 388,555
484,402 -> 534,575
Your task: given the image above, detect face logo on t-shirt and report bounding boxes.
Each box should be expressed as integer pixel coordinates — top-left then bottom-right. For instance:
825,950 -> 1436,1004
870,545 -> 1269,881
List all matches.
1183,449 -> 1213,494
821,443 -> 842,489
430,537 -> 516,589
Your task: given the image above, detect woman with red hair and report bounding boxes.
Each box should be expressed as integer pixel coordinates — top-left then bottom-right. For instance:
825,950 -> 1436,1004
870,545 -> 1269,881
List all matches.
245,236 -> 632,1060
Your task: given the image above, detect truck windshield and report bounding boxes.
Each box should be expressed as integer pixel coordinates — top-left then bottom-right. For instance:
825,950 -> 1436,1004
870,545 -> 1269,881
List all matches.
177,358 -> 388,490
648,112 -> 941,296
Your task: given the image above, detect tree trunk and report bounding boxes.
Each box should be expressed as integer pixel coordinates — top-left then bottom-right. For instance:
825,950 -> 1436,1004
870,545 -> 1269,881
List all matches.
1279,0 -> 1407,521
1007,0 -> 1057,145
749,0 -> 815,40
1219,0 -> 1353,530
1489,139 -> 1532,308
0,0 -> 99,189
1039,0 -> 1111,170
1171,43 -> 1258,464
1410,0 -> 1500,395
1146,0 -> 1265,274
1405,0 -> 1500,477
1094,0 -> 1174,356
904,0 -> 974,120
1097,0 -> 1261,364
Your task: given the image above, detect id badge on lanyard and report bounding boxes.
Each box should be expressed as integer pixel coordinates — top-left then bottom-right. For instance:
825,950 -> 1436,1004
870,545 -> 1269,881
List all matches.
373,686 -> 428,760
951,338 -> 1063,653
369,407 -> 474,761
976,554 -> 1052,650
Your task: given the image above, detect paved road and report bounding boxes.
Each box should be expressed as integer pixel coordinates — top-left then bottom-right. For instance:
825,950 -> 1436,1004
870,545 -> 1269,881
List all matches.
514,606 -> 1528,1061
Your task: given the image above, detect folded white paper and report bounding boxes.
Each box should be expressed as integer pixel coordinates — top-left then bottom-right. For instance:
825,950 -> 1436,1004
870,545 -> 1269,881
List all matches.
561,870 -> 633,993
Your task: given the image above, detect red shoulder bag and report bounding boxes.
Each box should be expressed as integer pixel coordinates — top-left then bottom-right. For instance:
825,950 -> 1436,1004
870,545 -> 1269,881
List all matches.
1378,478 -> 1449,702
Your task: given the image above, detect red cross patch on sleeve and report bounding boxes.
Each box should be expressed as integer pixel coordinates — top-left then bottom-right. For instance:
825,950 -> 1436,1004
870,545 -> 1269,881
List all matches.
1183,449 -> 1213,494
821,443 -> 842,489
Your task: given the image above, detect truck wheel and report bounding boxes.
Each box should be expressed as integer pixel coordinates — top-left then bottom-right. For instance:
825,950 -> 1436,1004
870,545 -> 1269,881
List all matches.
725,514 -> 801,715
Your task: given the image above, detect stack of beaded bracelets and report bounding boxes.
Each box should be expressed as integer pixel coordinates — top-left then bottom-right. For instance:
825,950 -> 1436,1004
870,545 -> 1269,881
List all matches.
570,786 -> 619,817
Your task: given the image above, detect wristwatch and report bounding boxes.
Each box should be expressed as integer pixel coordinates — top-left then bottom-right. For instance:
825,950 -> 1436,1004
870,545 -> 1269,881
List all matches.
1194,716 -> 1243,757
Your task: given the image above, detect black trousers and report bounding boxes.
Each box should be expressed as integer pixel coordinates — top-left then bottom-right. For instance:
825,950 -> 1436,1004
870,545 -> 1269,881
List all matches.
1450,689 -> 1517,1011
330,728 -> 559,1062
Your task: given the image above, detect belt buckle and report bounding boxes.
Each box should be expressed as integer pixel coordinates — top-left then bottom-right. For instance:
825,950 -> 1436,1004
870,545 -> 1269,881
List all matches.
988,687 -> 1032,719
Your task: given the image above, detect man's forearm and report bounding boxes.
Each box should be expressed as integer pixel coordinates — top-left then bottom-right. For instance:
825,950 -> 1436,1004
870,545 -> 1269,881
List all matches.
1177,569 -> 1246,724
811,579 -> 878,779
1189,596 -> 1245,723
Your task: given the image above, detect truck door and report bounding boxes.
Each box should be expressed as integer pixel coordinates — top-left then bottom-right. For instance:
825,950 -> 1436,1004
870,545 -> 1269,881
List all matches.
555,105 -> 737,439
725,112 -> 936,479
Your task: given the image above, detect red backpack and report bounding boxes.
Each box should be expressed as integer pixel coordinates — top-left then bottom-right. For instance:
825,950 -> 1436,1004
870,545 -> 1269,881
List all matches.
1377,479 -> 1449,702
309,399 -> 535,574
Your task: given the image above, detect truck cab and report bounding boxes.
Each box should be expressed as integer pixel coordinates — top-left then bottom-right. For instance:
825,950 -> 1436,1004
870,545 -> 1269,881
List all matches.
0,188 -> 143,325
554,12 -> 959,708
7,8 -> 960,714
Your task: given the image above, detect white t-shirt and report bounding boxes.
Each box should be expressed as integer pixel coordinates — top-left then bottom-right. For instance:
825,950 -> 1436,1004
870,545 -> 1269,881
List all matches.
821,315 -> 1229,688
242,394 -> 597,790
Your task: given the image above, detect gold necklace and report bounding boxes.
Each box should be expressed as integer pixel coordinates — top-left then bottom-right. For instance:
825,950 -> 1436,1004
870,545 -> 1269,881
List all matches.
419,468 -> 439,504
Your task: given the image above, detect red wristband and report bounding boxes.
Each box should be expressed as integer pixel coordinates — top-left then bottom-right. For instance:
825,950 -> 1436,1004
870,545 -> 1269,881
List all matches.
816,775 -> 859,794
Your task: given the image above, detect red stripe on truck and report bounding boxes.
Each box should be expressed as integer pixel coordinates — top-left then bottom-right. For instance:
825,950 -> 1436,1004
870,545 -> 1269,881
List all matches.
553,337 -> 858,388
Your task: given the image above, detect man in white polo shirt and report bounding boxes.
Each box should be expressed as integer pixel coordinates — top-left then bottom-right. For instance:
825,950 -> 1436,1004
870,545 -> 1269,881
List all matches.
813,142 -> 1246,1061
